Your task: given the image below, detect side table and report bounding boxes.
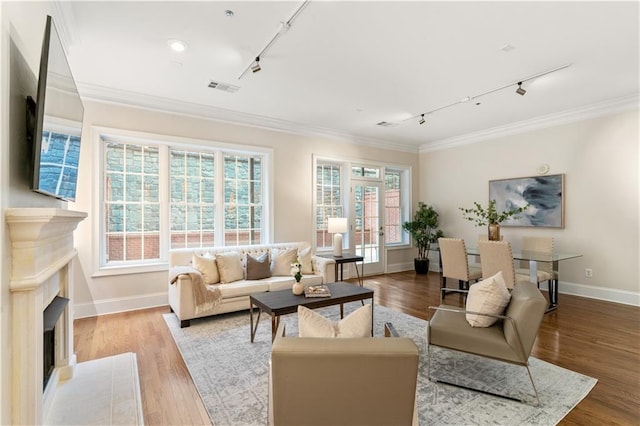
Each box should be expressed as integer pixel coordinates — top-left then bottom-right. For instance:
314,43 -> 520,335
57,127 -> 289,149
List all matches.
318,254 -> 364,286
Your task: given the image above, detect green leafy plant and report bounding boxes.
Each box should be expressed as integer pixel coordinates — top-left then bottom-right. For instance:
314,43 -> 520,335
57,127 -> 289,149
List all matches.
459,199 -> 527,226
402,202 -> 444,259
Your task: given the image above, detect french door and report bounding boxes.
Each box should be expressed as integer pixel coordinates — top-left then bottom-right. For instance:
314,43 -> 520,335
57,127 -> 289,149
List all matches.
351,180 -> 385,275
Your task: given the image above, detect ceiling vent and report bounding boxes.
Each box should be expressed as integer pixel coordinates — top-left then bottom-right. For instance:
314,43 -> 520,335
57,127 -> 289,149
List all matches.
208,80 -> 240,93
376,121 -> 398,127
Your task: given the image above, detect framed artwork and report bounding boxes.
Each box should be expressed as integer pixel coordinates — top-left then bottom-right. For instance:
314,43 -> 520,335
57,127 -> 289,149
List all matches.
489,174 -> 564,228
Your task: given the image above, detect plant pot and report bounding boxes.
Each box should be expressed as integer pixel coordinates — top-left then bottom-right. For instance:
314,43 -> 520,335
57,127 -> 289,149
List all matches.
488,223 -> 501,241
414,258 -> 430,274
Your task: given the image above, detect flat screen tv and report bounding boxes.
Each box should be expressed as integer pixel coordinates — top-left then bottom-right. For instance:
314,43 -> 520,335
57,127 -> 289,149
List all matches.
26,15 -> 84,202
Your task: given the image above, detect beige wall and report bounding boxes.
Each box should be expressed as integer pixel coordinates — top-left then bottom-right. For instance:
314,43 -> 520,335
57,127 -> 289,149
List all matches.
71,100 -> 421,316
420,109 -> 639,303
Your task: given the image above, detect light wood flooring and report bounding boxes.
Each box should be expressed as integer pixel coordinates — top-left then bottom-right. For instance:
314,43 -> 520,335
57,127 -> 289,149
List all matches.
74,271 -> 640,425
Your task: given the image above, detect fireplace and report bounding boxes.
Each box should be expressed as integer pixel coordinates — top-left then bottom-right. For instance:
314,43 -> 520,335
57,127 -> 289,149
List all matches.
6,208 -> 86,425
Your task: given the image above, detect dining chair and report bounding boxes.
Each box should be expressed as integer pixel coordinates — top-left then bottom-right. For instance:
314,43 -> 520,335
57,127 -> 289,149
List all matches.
438,238 -> 482,301
477,240 -> 530,289
516,236 -> 556,290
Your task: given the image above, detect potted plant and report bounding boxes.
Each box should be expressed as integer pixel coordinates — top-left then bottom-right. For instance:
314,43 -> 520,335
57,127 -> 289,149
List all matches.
459,199 -> 527,241
402,202 -> 444,274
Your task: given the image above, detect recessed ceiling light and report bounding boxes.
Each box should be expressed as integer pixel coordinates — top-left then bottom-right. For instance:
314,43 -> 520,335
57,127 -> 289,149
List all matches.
500,44 -> 516,52
167,39 -> 187,52
224,9 -> 234,17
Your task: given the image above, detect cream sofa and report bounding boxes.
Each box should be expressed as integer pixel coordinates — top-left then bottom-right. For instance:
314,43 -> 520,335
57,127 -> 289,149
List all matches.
168,242 -> 336,327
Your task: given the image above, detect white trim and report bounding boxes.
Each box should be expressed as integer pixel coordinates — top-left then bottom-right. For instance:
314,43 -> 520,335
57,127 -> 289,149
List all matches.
420,94 -> 640,153
77,83 -> 418,154
73,292 -> 168,319
551,281 -> 640,307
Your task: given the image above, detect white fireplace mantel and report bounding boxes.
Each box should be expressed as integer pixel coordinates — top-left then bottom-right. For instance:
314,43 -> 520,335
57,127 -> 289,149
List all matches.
6,208 -> 87,291
6,207 -> 87,425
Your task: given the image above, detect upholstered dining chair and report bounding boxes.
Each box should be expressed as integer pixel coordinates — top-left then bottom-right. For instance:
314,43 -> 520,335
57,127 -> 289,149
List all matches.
438,238 -> 482,301
516,236 -> 556,290
477,240 -> 530,289
427,281 -> 548,405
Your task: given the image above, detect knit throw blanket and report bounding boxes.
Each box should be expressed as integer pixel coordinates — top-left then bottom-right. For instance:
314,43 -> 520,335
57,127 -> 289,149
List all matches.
169,266 -> 222,315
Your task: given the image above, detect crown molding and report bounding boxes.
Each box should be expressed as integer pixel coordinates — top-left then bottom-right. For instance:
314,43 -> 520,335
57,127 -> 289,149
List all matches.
420,94 -> 640,153
76,82 -> 419,154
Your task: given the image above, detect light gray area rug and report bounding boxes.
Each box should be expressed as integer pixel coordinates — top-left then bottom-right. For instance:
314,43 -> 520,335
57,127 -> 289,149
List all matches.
164,303 -> 596,425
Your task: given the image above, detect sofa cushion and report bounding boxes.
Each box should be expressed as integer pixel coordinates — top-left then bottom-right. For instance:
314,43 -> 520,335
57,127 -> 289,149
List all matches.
246,252 -> 271,280
465,271 -> 511,327
217,281 -> 270,298
192,253 -> 220,284
271,247 -> 298,276
216,252 -> 244,283
298,246 -> 314,274
298,304 -> 372,338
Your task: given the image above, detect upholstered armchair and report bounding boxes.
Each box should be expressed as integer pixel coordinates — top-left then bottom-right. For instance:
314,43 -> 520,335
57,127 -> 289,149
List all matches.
427,281 -> 547,405
268,322 -> 419,425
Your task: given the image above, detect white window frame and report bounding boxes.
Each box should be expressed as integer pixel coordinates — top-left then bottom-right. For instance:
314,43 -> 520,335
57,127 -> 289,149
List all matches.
384,166 -> 411,248
91,126 -> 273,276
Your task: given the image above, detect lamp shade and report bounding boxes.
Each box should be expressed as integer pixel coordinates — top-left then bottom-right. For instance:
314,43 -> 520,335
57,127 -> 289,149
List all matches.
327,217 -> 348,234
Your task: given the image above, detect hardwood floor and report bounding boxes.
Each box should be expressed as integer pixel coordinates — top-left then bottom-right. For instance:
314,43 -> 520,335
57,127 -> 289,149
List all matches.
74,271 -> 640,425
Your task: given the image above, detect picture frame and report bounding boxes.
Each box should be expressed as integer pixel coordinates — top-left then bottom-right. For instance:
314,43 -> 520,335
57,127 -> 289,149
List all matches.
489,174 -> 564,228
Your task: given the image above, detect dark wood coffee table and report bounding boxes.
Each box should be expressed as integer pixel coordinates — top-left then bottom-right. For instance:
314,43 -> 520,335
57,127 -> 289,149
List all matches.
249,282 -> 374,342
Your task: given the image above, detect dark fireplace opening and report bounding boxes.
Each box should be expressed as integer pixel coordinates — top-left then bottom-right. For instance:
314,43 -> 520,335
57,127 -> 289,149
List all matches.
43,296 -> 69,390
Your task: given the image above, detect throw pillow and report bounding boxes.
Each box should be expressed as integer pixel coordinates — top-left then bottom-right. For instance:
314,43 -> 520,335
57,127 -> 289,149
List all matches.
192,253 -> 220,284
298,246 -> 314,274
246,252 -> 271,280
465,271 -> 511,327
270,247 -> 298,276
298,304 -> 372,338
216,252 -> 244,284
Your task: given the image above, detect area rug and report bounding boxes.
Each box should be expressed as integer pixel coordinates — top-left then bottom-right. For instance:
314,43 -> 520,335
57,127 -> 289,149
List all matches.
163,303 -> 596,425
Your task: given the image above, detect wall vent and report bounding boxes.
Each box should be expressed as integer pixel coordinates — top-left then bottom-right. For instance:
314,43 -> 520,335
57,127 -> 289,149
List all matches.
208,80 -> 240,93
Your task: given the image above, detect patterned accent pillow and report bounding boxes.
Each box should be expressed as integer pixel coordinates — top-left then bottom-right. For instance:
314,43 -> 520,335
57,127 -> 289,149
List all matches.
270,247 -> 298,276
298,246 -> 314,274
246,252 -> 271,280
465,271 -> 511,327
298,304 -> 372,338
216,252 -> 244,284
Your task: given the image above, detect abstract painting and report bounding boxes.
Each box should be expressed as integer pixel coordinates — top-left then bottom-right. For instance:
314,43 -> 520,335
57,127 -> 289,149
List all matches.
489,174 -> 564,228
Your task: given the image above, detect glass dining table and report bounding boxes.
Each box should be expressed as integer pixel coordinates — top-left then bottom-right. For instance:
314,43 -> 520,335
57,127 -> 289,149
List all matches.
465,247 -> 582,312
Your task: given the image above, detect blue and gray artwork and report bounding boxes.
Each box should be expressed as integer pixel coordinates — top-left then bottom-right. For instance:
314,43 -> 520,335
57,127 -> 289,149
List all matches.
38,131 -> 81,200
489,174 -> 564,227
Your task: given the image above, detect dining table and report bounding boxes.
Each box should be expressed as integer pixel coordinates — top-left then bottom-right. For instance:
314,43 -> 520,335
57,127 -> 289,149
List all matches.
466,247 -> 582,312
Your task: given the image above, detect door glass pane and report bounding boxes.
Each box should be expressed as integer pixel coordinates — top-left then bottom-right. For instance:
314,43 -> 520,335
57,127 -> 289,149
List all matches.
355,184 -> 380,264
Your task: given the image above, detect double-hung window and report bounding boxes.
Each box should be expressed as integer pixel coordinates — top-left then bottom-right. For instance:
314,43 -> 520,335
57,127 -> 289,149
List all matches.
315,161 -> 344,249
100,132 -> 269,271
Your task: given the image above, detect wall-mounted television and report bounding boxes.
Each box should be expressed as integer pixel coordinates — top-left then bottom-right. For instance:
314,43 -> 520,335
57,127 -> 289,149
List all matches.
26,15 -> 84,202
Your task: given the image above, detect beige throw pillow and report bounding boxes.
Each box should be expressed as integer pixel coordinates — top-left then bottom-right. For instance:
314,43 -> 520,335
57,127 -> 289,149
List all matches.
192,253 -> 220,284
270,247 -> 298,276
298,246 -> 314,274
246,252 -> 271,280
216,252 -> 244,284
298,304 -> 372,338
465,271 -> 511,327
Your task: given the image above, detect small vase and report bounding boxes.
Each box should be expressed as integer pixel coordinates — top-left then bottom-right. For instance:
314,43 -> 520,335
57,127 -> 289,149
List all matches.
488,223 -> 501,241
292,281 -> 304,295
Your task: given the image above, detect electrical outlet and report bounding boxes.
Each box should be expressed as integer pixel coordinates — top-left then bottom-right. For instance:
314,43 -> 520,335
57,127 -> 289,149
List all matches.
585,268 -> 593,278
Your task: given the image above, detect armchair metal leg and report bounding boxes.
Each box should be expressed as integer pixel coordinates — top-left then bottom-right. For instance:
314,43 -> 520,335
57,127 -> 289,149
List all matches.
427,344 -> 541,407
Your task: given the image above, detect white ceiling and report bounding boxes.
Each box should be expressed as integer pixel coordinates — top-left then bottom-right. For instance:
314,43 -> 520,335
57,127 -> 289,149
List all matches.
57,1 -> 639,151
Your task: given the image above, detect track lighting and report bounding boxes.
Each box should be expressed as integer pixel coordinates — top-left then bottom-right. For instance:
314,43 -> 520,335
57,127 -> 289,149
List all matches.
418,114 -> 426,125
251,57 -> 261,73
516,82 -> 526,96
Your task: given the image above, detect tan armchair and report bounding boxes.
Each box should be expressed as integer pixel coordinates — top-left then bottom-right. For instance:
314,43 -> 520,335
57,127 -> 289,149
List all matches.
269,322 -> 419,425
427,281 -> 547,405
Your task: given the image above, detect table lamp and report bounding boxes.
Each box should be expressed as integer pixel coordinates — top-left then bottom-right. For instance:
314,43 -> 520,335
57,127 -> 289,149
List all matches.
327,217 -> 348,257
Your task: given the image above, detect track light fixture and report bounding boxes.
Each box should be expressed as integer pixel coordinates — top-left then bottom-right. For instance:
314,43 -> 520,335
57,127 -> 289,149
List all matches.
251,57 -> 261,73
400,64 -> 570,126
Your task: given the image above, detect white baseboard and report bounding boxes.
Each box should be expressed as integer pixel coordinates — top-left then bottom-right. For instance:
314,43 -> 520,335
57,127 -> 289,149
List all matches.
74,292 -> 168,319
547,281 -> 639,307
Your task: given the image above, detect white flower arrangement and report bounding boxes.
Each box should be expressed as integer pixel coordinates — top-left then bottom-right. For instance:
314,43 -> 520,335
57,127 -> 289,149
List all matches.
290,258 -> 302,283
